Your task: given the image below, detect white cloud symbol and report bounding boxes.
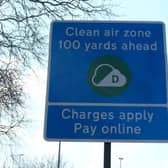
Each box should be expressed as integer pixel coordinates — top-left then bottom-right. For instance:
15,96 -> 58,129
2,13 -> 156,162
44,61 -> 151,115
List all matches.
92,64 -> 127,87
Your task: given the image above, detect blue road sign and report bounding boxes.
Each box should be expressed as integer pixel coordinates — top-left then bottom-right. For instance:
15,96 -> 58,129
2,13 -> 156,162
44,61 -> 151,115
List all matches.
44,21 -> 168,142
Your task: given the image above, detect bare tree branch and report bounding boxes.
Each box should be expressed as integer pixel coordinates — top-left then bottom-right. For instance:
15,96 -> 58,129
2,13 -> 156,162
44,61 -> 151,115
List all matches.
0,0 -> 118,153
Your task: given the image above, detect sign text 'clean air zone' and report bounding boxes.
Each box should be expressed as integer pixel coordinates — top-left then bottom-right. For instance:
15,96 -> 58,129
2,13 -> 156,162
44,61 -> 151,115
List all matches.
59,27 -> 157,52
44,21 -> 168,142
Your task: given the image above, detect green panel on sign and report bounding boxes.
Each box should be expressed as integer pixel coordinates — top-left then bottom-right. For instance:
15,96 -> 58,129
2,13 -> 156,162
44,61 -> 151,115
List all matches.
87,55 -> 131,96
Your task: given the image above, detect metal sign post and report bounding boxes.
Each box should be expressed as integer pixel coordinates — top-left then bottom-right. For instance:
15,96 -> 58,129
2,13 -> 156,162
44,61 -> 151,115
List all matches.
104,142 -> 111,168
57,141 -> 61,168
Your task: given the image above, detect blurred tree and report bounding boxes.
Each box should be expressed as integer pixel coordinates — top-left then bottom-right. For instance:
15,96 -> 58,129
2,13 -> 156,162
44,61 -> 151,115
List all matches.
0,0 -> 117,148
3,154 -> 71,168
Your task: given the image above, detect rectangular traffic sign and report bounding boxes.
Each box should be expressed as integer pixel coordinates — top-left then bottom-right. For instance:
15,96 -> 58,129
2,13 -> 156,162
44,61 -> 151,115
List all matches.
44,21 -> 168,141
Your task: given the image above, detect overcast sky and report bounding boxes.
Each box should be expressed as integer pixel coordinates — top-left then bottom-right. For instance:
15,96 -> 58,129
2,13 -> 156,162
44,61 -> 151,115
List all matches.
13,0 -> 168,168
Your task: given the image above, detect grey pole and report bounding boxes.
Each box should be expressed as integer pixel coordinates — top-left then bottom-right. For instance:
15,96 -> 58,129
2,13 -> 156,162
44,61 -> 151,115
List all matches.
118,157 -> 124,168
57,141 -> 61,168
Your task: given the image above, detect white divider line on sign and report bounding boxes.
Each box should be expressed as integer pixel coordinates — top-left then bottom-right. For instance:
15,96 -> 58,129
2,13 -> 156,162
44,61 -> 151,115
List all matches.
47,102 -> 168,107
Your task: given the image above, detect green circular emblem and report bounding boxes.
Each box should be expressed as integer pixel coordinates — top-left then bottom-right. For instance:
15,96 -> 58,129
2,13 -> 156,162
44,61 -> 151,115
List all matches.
88,55 -> 131,97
